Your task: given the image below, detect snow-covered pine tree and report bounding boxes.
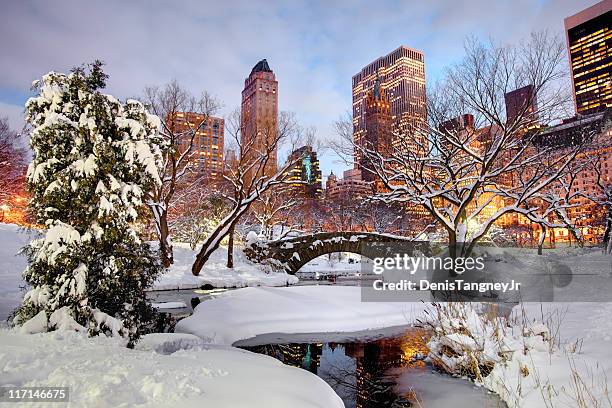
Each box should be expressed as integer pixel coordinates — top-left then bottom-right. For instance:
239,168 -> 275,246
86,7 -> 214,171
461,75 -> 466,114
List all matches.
15,61 -> 164,347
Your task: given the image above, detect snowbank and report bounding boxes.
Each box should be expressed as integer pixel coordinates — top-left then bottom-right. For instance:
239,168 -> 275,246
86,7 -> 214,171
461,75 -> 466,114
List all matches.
426,301 -> 612,408
0,223 -> 32,322
484,302 -> 612,408
152,243 -> 298,290
175,286 -> 421,345
0,329 -> 343,408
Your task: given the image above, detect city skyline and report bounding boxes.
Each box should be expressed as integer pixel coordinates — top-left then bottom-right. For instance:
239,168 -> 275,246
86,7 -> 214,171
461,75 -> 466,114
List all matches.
0,0 -> 602,179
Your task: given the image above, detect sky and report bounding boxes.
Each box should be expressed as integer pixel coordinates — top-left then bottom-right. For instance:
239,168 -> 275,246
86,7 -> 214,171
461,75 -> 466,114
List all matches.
0,0 -> 600,179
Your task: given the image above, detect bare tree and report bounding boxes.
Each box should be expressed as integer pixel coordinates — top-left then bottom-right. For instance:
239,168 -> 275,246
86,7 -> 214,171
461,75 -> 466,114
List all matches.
325,192 -> 367,232
0,117 -> 26,221
142,81 -> 220,267
252,188 -> 298,240
169,175 -> 230,250
338,33 -> 595,259
520,158 -> 589,254
191,108 -> 306,274
362,201 -> 403,234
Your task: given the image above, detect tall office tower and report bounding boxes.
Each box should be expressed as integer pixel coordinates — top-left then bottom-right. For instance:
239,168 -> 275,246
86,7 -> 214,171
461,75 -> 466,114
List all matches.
361,76 -> 393,183
352,46 -> 426,167
168,112 -> 225,179
504,85 -> 539,125
286,145 -> 323,198
241,59 -> 279,179
564,0 -> 612,115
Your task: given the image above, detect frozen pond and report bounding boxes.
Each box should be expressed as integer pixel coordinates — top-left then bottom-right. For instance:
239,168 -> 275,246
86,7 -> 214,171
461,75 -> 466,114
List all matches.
237,327 -> 506,408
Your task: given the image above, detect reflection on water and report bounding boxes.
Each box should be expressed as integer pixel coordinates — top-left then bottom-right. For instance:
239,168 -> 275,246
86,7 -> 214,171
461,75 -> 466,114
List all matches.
241,329 -> 505,408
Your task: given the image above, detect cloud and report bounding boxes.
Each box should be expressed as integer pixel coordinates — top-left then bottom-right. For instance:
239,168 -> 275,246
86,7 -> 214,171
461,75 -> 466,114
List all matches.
0,102 -> 25,131
0,0 -> 599,176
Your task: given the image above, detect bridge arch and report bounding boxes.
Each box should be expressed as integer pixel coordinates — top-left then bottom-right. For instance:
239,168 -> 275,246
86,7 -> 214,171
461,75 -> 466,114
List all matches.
244,232 -> 430,274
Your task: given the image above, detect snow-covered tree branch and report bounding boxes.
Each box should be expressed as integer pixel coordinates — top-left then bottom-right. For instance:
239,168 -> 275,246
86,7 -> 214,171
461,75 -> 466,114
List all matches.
336,33 -> 596,262
142,81 -> 220,267
191,108 -> 309,275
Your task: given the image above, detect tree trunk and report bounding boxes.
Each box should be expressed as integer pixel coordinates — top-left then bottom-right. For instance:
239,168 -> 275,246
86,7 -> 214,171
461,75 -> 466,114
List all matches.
159,211 -> 174,267
192,204 -> 248,275
603,205 -> 612,254
227,225 -> 234,268
537,225 -> 546,255
448,231 -> 458,276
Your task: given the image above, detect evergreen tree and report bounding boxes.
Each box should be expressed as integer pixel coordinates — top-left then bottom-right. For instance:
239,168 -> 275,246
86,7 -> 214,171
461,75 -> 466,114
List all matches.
16,61 -> 164,347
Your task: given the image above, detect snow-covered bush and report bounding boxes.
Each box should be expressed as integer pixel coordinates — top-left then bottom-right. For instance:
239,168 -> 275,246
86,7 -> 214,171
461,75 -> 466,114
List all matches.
15,61 -> 164,347
424,302 -> 548,382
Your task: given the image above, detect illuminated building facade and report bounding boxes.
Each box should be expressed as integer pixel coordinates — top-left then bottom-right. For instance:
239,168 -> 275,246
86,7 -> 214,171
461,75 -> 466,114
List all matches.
564,0 -> 612,115
361,76 -> 393,183
325,169 -> 373,201
286,145 -> 323,198
241,59 -> 279,179
169,112 -> 225,179
352,46 -> 426,165
535,109 -> 612,244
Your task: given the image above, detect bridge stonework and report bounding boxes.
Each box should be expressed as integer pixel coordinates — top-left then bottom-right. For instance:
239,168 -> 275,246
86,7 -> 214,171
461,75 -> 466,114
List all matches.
244,232 -> 429,274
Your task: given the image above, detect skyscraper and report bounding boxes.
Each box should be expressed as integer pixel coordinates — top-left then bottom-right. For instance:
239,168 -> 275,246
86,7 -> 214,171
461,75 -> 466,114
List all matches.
168,112 -> 224,179
564,0 -> 612,115
352,46 -> 426,166
286,145 -> 323,198
241,59 -> 279,179
361,76 -> 393,184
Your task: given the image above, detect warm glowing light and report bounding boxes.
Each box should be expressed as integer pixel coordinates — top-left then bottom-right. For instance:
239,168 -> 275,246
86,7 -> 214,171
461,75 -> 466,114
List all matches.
0,194 -> 30,226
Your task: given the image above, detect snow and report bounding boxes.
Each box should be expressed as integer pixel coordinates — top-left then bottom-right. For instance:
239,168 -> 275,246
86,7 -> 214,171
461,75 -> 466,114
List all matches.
18,310 -> 47,334
175,286 -> 421,345
3,221 -> 612,407
0,329 -> 343,408
297,253 -> 362,276
48,306 -> 86,332
153,243 -> 298,290
152,301 -> 187,309
245,230 -> 259,246
0,223 -> 30,322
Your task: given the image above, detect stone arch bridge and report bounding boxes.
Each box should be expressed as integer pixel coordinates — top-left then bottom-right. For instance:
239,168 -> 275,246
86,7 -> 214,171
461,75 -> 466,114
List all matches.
244,232 -> 430,274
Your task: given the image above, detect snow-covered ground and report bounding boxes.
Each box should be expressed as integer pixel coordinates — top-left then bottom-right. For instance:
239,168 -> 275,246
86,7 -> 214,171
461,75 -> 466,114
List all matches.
0,223 -> 31,322
0,329 -> 343,407
152,243 -> 298,290
175,286 -> 422,345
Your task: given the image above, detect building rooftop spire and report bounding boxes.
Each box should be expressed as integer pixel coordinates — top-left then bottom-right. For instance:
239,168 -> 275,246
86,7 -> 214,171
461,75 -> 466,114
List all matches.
251,59 -> 272,74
